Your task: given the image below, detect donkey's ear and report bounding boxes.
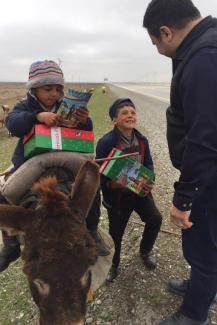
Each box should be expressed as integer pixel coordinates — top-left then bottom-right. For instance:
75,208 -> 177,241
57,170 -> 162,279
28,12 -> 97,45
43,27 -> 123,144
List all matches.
0,204 -> 36,235
70,161 -> 100,219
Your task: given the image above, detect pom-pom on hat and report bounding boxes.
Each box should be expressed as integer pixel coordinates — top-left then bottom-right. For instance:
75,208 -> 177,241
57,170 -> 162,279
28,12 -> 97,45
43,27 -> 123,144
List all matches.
26,60 -> 64,90
109,98 -> 135,120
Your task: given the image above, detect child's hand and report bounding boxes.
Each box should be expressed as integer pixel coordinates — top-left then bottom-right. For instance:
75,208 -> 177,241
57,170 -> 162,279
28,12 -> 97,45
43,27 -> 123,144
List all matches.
36,112 -> 62,127
145,180 -> 155,192
75,106 -> 89,125
110,177 -> 127,189
142,180 -> 155,196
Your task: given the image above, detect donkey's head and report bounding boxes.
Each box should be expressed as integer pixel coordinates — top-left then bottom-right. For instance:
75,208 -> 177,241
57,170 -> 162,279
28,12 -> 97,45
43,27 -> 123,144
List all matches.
0,161 -> 99,325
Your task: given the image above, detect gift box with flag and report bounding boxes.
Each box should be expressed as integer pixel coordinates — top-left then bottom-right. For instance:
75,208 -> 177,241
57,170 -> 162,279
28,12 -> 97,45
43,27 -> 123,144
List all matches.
23,124 -> 94,159
99,148 -> 155,197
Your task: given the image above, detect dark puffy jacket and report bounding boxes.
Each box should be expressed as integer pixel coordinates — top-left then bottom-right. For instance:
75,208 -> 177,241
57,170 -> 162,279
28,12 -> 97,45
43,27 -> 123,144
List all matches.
166,16 -> 217,210
5,92 -> 93,170
96,127 -> 153,207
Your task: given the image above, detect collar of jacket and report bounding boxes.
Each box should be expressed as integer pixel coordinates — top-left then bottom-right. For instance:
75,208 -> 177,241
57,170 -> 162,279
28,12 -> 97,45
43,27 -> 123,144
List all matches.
172,16 -> 217,72
176,16 -> 217,58
113,126 -> 146,141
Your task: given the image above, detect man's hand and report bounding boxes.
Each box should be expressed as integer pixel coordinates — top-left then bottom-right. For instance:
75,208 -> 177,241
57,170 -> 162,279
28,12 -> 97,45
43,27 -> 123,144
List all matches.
170,205 -> 193,229
75,106 -> 89,125
36,112 -> 62,127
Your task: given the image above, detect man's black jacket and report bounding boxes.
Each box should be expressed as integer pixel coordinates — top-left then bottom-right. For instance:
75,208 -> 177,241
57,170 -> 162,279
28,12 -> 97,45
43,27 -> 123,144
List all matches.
166,16 -> 217,210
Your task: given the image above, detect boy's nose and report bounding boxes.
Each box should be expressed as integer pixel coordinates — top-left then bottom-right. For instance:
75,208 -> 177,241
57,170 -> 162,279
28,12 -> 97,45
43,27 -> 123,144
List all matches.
51,90 -> 60,96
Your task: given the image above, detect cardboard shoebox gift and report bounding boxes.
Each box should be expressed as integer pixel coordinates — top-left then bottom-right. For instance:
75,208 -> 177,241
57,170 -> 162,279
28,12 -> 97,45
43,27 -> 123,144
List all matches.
99,148 -> 155,197
56,88 -> 92,128
23,124 -> 94,159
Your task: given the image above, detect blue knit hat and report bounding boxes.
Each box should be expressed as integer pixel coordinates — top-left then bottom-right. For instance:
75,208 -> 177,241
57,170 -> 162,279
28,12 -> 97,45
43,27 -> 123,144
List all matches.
109,98 -> 135,120
26,60 -> 64,90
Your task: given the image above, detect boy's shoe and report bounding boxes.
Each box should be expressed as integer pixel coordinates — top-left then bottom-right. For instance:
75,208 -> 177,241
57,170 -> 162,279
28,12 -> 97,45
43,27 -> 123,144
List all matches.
0,244 -> 21,272
157,311 -> 209,325
106,266 -> 119,282
140,251 -> 157,270
168,279 -> 217,303
89,230 -> 110,257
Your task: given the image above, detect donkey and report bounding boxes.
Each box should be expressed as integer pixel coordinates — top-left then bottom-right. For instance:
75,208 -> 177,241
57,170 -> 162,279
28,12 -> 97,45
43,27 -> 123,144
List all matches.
0,160 -> 100,325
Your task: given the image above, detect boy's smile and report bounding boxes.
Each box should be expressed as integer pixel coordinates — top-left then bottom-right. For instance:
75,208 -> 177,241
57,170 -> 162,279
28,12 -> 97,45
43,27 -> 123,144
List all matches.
34,85 -> 63,109
113,106 -> 136,134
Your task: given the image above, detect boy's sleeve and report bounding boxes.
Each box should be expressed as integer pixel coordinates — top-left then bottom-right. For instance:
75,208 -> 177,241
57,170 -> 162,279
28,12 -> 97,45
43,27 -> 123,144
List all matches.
96,137 -> 112,190
95,137 -> 109,160
76,117 -> 93,131
5,102 -> 38,138
143,139 -> 154,171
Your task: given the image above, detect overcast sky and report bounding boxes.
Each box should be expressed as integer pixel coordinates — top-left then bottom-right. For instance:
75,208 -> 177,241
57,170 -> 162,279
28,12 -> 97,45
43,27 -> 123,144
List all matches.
1,0 -> 217,83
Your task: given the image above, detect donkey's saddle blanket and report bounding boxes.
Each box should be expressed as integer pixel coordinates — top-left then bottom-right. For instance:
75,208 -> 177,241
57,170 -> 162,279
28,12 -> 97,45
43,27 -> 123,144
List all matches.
2,151 -> 94,205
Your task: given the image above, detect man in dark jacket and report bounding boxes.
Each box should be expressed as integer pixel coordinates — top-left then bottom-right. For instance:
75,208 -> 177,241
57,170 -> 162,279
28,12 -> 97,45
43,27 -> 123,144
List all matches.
143,0 -> 217,324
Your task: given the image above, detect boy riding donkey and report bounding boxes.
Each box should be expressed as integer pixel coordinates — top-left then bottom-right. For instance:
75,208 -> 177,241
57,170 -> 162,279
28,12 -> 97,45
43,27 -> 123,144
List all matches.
0,60 -> 108,272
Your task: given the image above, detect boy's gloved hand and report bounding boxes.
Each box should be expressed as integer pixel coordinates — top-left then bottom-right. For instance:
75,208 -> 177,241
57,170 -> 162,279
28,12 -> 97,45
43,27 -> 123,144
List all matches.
75,106 -> 89,125
36,112 -> 62,127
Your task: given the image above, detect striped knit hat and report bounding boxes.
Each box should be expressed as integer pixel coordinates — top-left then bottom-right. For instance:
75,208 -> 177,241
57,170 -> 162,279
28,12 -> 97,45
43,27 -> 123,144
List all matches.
26,60 -> 64,89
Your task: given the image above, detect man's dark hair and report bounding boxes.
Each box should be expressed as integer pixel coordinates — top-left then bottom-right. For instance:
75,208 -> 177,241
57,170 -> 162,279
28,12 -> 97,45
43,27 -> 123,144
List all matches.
143,0 -> 201,37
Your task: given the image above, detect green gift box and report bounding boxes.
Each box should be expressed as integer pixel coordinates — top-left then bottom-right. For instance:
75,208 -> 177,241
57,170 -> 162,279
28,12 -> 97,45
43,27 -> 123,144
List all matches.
99,148 -> 155,197
23,124 -> 94,159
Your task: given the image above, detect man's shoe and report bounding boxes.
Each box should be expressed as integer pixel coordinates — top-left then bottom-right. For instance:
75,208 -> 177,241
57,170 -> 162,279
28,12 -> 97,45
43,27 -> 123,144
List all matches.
89,230 -> 110,257
140,251 -> 157,270
0,245 -> 21,272
106,266 -> 119,282
168,279 -> 217,303
157,311 -> 209,325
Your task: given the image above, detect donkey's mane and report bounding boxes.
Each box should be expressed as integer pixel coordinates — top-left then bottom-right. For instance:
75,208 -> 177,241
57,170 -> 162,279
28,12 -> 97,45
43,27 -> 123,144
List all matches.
32,176 -> 69,209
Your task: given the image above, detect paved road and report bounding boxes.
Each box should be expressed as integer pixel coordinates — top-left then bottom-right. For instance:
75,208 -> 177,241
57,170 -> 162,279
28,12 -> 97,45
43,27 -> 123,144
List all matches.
113,83 -> 170,104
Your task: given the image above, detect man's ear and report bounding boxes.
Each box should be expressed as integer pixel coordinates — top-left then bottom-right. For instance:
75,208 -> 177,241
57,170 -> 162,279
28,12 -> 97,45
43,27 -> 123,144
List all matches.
160,26 -> 173,42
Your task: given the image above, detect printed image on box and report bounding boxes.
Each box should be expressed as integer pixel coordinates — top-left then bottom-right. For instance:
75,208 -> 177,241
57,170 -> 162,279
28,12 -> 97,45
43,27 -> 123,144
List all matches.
23,124 -> 94,159
100,148 -> 155,197
57,88 -> 92,128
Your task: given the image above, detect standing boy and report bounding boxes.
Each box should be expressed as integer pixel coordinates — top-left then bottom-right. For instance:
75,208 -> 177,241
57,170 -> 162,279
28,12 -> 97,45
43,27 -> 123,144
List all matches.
143,0 -> 217,324
96,98 -> 162,281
